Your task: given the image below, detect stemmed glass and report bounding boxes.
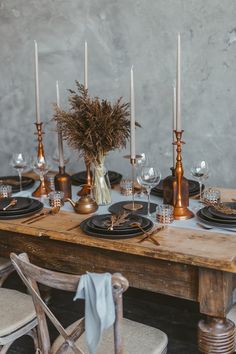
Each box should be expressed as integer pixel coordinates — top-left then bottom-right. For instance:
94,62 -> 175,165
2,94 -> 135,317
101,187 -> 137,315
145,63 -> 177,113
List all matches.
10,153 -> 28,192
136,153 -> 147,197
137,166 -> 161,217
191,160 -> 209,202
32,156 -> 50,187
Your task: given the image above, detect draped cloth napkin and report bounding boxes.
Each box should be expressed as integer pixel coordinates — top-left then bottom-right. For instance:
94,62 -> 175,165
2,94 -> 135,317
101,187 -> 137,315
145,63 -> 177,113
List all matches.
74,272 -> 115,354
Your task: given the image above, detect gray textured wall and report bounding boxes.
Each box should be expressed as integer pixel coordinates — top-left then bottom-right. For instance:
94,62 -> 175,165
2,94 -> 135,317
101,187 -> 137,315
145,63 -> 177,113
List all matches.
0,0 -> 236,187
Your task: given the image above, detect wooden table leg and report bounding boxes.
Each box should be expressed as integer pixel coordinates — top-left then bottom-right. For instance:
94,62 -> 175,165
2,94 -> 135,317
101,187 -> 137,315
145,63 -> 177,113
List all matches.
198,268 -> 236,353
198,316 -> 235,353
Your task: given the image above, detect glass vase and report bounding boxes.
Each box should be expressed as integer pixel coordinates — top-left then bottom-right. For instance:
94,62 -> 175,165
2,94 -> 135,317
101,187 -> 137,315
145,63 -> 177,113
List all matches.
93,159 -> 111,206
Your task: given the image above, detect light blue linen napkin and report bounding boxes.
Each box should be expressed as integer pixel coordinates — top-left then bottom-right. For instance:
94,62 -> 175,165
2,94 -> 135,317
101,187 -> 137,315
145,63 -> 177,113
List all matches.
74,272 -> 115,354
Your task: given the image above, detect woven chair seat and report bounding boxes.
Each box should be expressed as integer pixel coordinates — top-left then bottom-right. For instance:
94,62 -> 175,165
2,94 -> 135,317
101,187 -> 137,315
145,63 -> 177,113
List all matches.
0,288 -> 36,339
51,317 -> 168,354
0,257 -> 11,271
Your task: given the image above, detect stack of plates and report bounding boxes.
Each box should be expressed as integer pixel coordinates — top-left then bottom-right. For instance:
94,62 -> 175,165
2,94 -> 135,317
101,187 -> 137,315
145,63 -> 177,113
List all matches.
80,213 -> 153,239
0,176 -> 35,193
151,179 -> 204,198
0,197 -> 43,220
108,201 -> 157,216
197,203 -> 236,229
71,171 -> 122,187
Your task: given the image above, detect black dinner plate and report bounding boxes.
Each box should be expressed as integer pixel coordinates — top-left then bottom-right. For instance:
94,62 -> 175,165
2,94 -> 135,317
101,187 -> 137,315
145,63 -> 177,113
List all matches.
0,197 -> 33,212
87,219 -> 152,236
0,176 -> 35,193
91,213 -> 145,230
108,201 -> 157,216
80,216 -> 153,239
208,203 -> 236,220
0,199 -> 43,219
71,171 -> 122,186
151,179 -> 204,197
89,214 -> 152,234
197,207 -> 236,228
200,207 -> 236,225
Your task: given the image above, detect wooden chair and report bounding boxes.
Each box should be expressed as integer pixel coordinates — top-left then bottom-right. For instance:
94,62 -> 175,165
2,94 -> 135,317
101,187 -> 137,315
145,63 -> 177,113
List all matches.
0,257 -> 14,287
0,258 -> 38,353
11,252 -> 168,354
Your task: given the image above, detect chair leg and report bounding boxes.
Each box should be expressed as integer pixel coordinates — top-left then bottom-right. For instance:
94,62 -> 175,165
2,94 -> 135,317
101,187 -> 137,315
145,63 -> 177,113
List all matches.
27,327 -> 40,352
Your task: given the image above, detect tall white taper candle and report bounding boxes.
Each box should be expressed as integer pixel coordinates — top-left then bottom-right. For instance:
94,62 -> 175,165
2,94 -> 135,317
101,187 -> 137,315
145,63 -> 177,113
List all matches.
173,83 -> 177,167
130,66 -> 136,160
56,81 -> 65,168
34,40 -> 40,124
84,41 -> 88,90
176,34 -> 181,131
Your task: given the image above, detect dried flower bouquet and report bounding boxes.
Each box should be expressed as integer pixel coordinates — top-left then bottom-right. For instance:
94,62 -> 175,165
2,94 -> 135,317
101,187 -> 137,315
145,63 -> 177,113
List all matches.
54,82 -> 133,205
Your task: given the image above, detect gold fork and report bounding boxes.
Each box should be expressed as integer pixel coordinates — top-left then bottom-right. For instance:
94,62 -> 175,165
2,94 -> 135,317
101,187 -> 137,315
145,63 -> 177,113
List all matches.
131,223 -> 163,246
2,199 -> 17,211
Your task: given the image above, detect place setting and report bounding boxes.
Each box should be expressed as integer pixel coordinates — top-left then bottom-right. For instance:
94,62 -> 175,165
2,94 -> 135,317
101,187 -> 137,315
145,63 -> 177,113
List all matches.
197,201 -> 236,232
0,153 -> 35,196
79,211 -> 162,245
0,197 -> 43,220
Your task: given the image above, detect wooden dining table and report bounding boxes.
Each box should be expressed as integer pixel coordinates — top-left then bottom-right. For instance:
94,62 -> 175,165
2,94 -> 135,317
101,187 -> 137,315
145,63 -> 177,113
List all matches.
0,188 -> 236,353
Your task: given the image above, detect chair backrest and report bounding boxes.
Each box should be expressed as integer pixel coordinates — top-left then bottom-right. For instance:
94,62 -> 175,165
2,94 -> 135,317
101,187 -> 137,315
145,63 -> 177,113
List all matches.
10,252 -> 129,354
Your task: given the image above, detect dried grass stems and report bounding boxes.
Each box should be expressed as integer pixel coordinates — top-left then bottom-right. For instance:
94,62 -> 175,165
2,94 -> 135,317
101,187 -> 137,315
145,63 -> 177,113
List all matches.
53,82 -> 136,165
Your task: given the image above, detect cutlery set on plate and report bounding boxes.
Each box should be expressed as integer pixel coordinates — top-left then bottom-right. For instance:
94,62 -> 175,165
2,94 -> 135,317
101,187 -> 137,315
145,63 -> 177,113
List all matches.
0,196 -> 60,224
197,202 -> 236,232
0,197 -> 43,220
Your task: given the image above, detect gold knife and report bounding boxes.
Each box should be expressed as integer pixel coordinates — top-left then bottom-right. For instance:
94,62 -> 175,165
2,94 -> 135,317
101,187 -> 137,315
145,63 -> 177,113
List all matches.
21,211 -> 46,224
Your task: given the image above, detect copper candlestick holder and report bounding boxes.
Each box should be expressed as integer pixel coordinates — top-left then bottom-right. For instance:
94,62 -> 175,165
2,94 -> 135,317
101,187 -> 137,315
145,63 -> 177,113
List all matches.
54,166 -> 72,199
173,130 -> 194,220
123,158 -> 143,212
32,122 -> 52,197
77,156 -> 92,196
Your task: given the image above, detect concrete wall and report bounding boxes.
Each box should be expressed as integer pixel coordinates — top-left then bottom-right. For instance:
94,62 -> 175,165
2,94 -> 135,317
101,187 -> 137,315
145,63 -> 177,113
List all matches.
0,0 -> 236,187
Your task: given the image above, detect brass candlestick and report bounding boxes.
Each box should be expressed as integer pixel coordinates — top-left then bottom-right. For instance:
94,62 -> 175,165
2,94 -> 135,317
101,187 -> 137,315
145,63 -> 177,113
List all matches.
123,158 -> 143,212
173,130 -> 194,220
77,156 -> 92,196
54,166 -> 72,199
32,122 -> 52,197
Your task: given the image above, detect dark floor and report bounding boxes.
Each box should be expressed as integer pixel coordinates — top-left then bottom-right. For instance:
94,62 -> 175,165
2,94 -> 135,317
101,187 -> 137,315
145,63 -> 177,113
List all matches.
5,272 -> 201,354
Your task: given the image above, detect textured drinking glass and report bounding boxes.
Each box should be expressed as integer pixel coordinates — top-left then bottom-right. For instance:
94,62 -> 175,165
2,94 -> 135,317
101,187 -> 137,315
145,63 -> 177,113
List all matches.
203,188 -> 221,206
48,191 -> 64,207
120,179 -> 133,196
156,204 -> 174,224
0,185 -> 12,198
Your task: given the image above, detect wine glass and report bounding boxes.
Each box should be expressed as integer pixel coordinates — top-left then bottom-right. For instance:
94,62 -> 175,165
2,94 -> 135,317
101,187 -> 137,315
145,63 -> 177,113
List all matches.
138,166 -> 161,217
191,160 -> 209,202
136,153 -> 147,197
32,156 -> 50,186
10,153 -> 28,192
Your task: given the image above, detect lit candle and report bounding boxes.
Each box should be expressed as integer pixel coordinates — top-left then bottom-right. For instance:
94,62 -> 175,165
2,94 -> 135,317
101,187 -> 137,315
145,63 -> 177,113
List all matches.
130,66 -> 136,160
56,81 -> 65,168
84,41 -> 88,90
34,40 -> 40,124
172,82 -> 177,168
176,34 -> 181,131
